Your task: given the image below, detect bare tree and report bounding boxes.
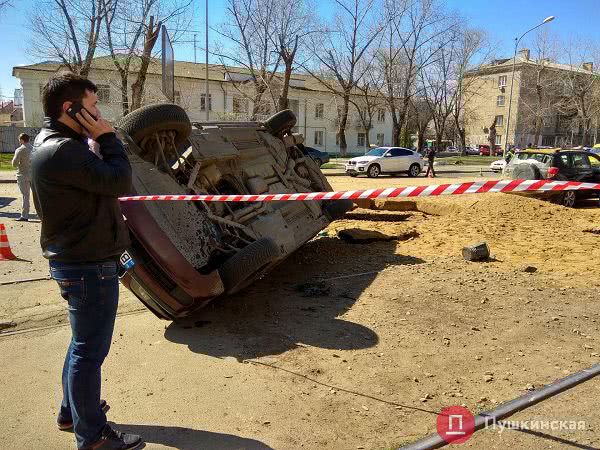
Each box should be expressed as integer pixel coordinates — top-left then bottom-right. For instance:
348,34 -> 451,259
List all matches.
378,0 -> 449,146
517,30 -> 562,146
271,0 -> 315,111
29,0 -> 109,77
451,28 -> 488,153
556,40 -> 600,146
410,97 -> 432,151
215,0 -> 282,120
305,0 -> 384,156
0,0 -> 12,16
102,0 -> 192,114
349,65 -> 385,148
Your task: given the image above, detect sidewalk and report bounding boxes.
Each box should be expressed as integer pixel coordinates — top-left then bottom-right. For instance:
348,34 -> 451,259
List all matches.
0,170 -> 16,183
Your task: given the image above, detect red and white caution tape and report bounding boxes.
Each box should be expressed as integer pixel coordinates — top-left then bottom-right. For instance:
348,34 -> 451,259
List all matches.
118,179 -> 600,202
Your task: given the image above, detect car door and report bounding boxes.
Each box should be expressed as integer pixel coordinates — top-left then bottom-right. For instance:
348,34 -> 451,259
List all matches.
379,149 -> 395,172
589,153 -> 600,183
569,153 -> 593,181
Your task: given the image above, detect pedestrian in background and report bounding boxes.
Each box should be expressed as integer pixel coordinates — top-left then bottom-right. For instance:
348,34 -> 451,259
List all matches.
12,133 -> 32,221
31,73 -> 140,450
425,147 -> 436,178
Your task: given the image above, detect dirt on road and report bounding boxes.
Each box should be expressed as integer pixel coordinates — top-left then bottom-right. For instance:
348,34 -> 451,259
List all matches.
1,175 -> 599,449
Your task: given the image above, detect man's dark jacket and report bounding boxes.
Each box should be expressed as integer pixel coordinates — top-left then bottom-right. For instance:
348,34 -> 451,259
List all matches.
31,118 -> 132,262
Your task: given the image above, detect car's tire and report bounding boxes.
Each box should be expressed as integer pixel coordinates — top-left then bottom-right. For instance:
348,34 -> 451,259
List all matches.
367,164 -> 380,178
408,163 -> 420,177
559,191 -> 577,208
263,109 -> 296,136
349,173 -> 358,177
218,238 -> 280,294
116,103 -> 192,149
511,163 -> 541,180
323,199 -> 353,221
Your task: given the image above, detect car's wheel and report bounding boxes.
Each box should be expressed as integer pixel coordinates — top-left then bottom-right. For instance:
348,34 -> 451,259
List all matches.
218,238 -> 280,294
117,103 -> 192,150
560,191 -> 577,208
367,164 -> 380,178
511,164 -> 541,180
408,163 -> 420,177
263,109 -> 296,136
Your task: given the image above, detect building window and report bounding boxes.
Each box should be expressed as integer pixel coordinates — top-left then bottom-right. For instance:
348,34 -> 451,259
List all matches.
376,133 -> 384,146
357,132 -> 366,147
495,115 -> 504,127
496,95 -> 505,106
233,97 -> 248,114
498,75 -> 507,88
201,93 -> 212,111
173,90 -> 181,105
315,103 -> 324,119
377,108 -> 385,122
314,130 -> 324,146
495,135 -> 502,145
97,84 -> 110,103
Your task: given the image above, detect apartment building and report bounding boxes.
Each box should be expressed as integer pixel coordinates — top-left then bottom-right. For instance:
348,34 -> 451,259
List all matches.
12,57 -> 394,154
463,49 -> 600,148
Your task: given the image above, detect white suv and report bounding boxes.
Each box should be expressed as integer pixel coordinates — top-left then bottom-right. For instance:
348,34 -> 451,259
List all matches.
345,147 -> 424,178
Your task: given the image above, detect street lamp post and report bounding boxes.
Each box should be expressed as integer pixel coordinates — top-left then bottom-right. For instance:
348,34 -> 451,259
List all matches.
205,0 -> 210,121
504,15 -> 555,154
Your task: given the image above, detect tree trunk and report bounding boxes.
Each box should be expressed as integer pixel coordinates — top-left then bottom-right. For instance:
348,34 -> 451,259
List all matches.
278,62 -> 292,112
417,130 -> 426,152
131,17 -> 161,111
120,71 -> 129,116
337,95 -> 350,157
365,128 -> 370,148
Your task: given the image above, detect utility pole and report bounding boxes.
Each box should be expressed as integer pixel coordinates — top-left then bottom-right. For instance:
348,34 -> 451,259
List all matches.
194,34 -> 197,63
205,0 -> 210,121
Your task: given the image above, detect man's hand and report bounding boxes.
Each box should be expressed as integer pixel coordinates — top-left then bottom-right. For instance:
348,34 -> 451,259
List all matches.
76,109 -> 114,140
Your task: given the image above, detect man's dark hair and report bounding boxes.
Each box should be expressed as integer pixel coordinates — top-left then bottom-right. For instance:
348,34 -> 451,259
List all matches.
42,72 -> 97,120
18,133 -> 30,143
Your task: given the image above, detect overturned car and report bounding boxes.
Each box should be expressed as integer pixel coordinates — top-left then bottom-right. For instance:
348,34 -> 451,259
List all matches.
115,104 -> 352,321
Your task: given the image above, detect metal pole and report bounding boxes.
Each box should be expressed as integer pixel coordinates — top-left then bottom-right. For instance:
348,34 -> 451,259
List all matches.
504,38 -> 519,155
400,363 -> 600,450
205,0 -> 210,121
194,33 -> 197,63
504,17 -> 555,155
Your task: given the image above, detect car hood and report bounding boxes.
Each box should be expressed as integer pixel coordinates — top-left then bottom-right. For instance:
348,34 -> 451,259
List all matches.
348,155 -> 380,163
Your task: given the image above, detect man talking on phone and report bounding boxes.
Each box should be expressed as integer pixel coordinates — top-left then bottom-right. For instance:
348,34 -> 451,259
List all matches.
30,73 -> 142,450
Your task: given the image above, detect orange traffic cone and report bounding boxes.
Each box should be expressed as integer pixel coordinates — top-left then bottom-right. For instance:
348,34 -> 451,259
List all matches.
0,224 -> 17,261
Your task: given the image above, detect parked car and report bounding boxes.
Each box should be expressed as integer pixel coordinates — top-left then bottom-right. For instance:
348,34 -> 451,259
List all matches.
590,144 -> 600,155
489,159 -> 507,173
503,148 -> 600,207
479,145 -> 503,156
115,104 -> 353,320
303,146 -> 330,167
345,146 -> 423,178
465,146 -> 479,156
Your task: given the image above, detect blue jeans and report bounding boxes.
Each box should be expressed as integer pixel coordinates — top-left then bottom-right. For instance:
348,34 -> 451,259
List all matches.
50,260 -> 119,449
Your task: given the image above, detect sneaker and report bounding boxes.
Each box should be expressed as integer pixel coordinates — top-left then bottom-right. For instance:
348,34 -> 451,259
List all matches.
82,425 -> 142,450
15,217 -> 28,222
57,400 -> 109,431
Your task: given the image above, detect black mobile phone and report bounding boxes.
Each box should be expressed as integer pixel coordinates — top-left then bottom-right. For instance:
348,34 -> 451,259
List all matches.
66,103 -> 97,127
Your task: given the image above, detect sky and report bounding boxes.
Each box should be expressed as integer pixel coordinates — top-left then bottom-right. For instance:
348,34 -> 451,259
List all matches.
0,0 -> 599,102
